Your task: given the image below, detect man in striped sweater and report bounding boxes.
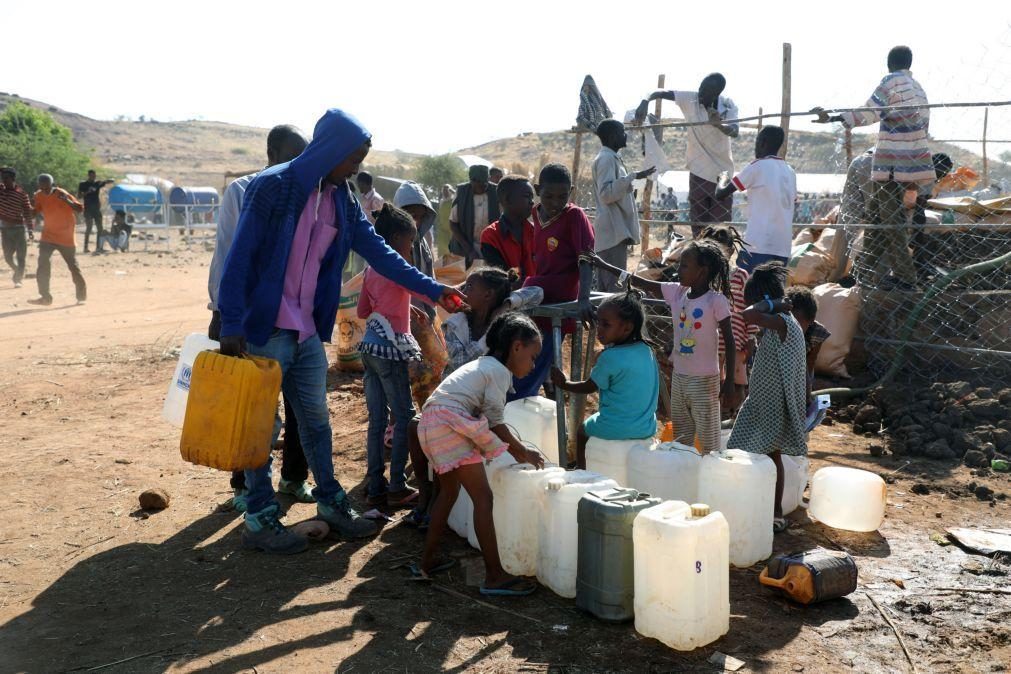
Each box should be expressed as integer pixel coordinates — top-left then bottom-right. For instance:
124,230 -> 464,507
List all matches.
0,167 -> 35,287
812,45 -> 932,289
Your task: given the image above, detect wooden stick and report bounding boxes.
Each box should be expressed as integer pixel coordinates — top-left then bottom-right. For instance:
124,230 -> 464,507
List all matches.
845,127 -> 854,166
982,107 -> 990,186
757,106 -> 763,131
85,645 -> 177,671
931,587 -> 1011,595
639,74 -> 664,257
65,535 -> 115,558
865,592 -> 917,674
780,42 -> 792,158
430,583 -> 546,625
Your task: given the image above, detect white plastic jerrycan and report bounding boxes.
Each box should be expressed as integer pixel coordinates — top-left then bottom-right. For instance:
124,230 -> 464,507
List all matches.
448,452 -> 517,545
633,501 -> 729,651
537,471 -> 618,598
504,396 -> 559,461
163,333 -> 219,427
492,463 -> 566,575
628,441 -> 702,503
809,466 -> 886,532
697,449 -> 776,568
585,437 -> 653,487
466,452 -> 517,550
781,455 -> 811,515
447,487 -> 472,539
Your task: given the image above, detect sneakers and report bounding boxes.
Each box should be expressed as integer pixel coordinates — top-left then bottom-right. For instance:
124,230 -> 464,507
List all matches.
278,478 -> 316,503
27,297 -> 53,306
241,505 -> 308,555
231,487 -> 249,513
318,495 -> 379,539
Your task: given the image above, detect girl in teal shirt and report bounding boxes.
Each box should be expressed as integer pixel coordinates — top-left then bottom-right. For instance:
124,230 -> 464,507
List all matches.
551,290 -> 660,468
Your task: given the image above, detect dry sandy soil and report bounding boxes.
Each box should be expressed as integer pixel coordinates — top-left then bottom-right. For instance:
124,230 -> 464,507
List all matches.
1,237 -> 1009,673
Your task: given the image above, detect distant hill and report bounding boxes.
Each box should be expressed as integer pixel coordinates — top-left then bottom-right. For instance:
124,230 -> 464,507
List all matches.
459,126 -> 1007,193
2,92 -> 1004,195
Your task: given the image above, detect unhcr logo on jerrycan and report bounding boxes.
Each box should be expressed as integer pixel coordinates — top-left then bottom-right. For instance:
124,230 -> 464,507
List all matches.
178,365 -> 192,391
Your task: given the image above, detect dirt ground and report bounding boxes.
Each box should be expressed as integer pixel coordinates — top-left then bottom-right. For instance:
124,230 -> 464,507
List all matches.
1,239 -> 1009,674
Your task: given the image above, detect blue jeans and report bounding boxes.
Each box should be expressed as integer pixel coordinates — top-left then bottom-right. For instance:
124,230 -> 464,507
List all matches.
736,249 -> 788,274
361,352 -> 415,497
244,330 -> 344,516
510,328 -> 555,401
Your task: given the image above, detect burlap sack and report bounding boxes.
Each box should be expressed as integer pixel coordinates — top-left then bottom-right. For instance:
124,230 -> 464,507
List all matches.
813,283 -> 861,378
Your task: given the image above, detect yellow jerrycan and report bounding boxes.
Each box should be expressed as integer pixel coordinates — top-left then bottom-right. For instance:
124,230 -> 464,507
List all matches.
180,351 -> 282,471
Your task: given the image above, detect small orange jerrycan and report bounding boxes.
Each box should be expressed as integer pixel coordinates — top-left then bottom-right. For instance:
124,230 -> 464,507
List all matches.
180,351 -> 282,471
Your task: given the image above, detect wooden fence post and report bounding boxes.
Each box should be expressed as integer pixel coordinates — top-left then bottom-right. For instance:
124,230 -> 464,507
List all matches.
780,43 -> 792,158
982,107 -> 990,186
640,74 -> 664,255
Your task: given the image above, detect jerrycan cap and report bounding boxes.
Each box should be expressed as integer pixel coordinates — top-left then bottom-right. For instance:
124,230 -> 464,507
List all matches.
547,477 -> 566,491
690,503 -> 711,518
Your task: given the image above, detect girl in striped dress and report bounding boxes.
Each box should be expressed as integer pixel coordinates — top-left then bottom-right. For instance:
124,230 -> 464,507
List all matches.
414,312 -> 545,595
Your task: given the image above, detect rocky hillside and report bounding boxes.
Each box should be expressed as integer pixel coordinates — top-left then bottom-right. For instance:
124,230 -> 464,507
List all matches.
2,92 -> 1003,190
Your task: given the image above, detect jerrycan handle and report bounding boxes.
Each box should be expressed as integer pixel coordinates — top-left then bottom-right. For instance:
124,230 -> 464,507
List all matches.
600,488 -> 642,502
759,567 -> 792,591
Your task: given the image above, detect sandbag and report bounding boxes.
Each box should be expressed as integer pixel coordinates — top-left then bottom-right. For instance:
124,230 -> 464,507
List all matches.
335,271 -> 366,372
788,243 -> 833,288
792,228 -> 815,247
409,313 -> 449,408
813,226 -> 850,282
813,283 -> 861,378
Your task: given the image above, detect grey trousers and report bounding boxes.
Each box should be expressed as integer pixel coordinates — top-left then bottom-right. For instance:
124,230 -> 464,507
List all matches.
855,180 -> 917,286
596,241 -> 630,292
1,225 -> 27,283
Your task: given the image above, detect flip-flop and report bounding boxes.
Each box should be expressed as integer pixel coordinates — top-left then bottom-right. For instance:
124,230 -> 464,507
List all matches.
479,576 -> 537,597
408,558 -> 457,581
773,517 -> 789,533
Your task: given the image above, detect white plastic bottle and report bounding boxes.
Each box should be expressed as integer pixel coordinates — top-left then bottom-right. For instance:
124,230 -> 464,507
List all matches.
504,396 -> 559,461
633,501 -> 730,651
585,438 -> 653,487
466,452 -> 517,550
780,455 -> 810,515
697,449 -> 776,567
627,441 -> 701,503
163,333 -> 219,427
537,471 -> 618,598
491,463 -> 565,574
809,466 -> 886,532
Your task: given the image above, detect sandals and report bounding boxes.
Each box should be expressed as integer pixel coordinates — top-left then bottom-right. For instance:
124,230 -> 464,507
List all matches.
773,517 -> 789,533
479,576 -> 537,597
407,558 -> 457,581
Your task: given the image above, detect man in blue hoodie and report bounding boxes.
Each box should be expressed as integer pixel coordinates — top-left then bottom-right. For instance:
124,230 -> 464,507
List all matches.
217,109 -> 466,554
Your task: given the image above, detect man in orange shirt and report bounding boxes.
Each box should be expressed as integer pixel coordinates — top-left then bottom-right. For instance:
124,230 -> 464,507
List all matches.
29,174 -> 87,305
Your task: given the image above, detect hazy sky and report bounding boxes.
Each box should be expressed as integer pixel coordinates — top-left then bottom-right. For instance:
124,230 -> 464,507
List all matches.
5,2 -> 1009,154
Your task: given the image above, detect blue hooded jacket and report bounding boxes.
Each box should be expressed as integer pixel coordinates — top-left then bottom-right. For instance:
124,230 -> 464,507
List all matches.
217,109 -> 442,346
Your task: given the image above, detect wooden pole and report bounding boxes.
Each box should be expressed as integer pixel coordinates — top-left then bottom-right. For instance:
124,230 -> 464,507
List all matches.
757,106 -> 763,131
845,127 -> 853,166
640,74 -> 664,256
780,43 -> 792,158
572,130 -> 583,204
982,107 -> 990,186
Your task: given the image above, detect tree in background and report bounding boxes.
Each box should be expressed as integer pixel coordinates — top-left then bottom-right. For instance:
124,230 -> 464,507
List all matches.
415,154 -> 467,193
0,101 -> 93,192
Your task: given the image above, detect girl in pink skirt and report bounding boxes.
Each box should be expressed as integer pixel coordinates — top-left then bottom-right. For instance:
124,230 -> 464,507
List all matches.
414,312 -> 545,595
